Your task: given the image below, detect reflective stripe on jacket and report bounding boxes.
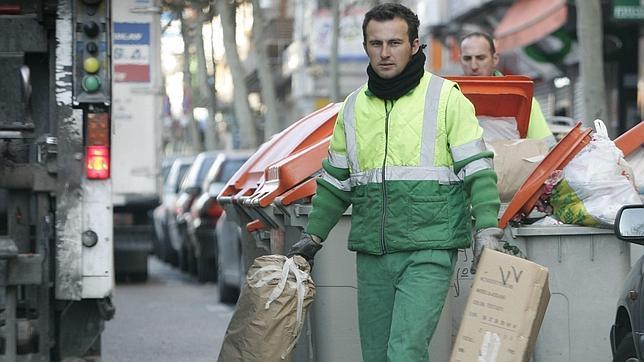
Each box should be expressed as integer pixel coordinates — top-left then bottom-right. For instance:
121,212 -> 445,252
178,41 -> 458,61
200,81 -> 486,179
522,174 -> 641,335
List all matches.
324,72 -> 491,254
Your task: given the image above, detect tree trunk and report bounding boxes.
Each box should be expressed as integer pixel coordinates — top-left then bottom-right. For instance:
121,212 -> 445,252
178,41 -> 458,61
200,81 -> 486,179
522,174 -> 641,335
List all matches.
217,0 -> 258,149
181,14 -> 204,153
575,0 -> 609,130
251,0 -> 281,141
330,0 -> 340,102
195,10 -> 218,150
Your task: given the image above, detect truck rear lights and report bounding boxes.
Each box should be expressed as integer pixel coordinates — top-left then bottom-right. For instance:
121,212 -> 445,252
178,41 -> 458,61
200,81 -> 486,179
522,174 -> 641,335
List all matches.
85,111 -> 110,179
86,112 -> 109,145
86,146 -> 110,179
0,5 -> 21,14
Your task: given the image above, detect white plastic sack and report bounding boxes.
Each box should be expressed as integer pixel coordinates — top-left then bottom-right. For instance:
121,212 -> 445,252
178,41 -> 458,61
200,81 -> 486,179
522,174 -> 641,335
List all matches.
549,120 -> 642,226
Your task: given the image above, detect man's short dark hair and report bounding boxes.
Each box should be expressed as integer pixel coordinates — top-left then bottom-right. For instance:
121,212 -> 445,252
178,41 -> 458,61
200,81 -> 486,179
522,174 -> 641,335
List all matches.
460,31 -> 496,54
362,3 -> 420,44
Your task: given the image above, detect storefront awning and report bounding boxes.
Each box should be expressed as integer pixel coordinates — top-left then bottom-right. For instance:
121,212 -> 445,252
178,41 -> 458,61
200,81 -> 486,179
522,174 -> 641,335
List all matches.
494,0 -> 568,53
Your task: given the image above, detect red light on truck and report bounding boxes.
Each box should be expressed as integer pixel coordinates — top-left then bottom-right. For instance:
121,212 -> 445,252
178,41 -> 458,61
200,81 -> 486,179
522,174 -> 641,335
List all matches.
86,145 -> 110,179
0,5 -> 21,14
85,112 -> 110,179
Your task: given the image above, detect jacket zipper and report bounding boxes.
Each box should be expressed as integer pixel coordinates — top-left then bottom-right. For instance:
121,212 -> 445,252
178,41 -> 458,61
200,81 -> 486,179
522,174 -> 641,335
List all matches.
380,100 -> 393,254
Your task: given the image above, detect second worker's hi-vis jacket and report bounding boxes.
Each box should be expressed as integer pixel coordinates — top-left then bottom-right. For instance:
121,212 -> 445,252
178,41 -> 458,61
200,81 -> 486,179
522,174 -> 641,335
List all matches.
306,72 -> 501,255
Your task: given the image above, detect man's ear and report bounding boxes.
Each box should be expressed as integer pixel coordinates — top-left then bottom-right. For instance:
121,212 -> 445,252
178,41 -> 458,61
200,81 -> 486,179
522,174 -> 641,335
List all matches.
411,38 -> 420,54
492,52 -> 500,67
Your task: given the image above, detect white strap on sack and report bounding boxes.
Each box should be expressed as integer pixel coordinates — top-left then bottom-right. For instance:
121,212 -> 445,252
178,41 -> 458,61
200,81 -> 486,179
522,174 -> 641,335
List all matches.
594,119 -> 609,138
263,257 -> 310,359
265,257 -> 308,326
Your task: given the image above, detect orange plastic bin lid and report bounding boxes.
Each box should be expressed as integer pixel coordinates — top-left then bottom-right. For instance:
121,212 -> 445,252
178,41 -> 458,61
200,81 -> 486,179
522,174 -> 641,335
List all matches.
615,120 -> 644,157
217,102 -> 341,205
498,122 -> 592,228
248,136 -> 331,208
446,76 -> 534,138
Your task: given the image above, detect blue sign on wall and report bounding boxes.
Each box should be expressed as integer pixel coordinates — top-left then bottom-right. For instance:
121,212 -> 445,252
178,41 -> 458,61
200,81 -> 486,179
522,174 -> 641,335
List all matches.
114,23 -> 150,45
113,22 -> 150,82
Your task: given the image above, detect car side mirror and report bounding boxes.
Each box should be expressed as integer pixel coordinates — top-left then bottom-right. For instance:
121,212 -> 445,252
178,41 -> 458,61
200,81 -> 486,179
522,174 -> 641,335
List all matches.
614,205 -> 644,244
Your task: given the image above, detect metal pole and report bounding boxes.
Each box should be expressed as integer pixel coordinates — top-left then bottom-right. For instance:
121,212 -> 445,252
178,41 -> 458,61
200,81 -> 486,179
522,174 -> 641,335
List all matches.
5,285 -> 17,360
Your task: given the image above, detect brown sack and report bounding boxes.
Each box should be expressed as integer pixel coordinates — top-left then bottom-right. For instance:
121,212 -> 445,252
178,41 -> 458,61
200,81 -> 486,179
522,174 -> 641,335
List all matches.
488,139 -> 549,202
217,255 -> 316,362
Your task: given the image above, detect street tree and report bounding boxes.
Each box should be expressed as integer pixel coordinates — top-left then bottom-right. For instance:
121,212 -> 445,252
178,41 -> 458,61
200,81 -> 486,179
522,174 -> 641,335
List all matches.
217,0 -> 258,148
575,0 -> 609,131
194,4 -> 219,150
251,0 -> 281,141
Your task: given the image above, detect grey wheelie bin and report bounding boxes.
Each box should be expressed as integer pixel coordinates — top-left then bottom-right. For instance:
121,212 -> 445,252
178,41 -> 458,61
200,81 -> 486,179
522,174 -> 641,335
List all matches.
437,121 -> 639,362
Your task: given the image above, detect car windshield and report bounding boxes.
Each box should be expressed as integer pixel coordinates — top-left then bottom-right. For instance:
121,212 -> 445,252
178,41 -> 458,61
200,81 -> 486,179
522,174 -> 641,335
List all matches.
196,157 -> 216,185
219,158 -> 247,182
182,154 -> 217,189
174,163 -> 191,193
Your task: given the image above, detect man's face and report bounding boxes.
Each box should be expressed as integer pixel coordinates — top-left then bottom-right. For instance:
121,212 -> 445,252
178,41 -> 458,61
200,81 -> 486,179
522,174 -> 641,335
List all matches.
364,17 -> 420,79
459,35 -> 499,76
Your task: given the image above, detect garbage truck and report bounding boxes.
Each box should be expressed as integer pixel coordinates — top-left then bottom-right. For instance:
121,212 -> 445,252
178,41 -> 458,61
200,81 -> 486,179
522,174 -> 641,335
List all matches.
111,0 -> 163,281
0,0 -> 115,359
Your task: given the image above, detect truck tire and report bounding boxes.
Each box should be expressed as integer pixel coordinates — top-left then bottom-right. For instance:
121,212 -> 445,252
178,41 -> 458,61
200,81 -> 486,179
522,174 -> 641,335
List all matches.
614,332 -> 638,362
56,300 -> 106,360
113,225 -> 152,283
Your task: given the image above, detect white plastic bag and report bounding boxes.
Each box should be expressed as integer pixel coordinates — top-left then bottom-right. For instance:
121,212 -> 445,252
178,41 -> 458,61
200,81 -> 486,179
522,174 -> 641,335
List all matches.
549,120 -> 642,226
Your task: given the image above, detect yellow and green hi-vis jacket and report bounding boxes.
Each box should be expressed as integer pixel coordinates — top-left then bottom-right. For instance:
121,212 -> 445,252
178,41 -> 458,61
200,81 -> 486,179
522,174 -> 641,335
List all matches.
306,72 -> 501,255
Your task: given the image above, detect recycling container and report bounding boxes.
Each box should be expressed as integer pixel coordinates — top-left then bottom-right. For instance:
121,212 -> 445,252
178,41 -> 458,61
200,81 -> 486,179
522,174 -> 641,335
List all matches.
216,103 -> 341,361
512,225 -> 629,361
279,204 -> 360,362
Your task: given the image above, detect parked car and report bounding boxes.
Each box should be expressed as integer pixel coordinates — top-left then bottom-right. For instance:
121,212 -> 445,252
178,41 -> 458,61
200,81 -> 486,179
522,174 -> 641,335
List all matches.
152,155 -> 194,265
160,155 -> 179,185
171,151 -> 219,273
186,151 -> 251,282
215,211 -> 244,303
610,204 -> 644,362
151,156 -> 179,258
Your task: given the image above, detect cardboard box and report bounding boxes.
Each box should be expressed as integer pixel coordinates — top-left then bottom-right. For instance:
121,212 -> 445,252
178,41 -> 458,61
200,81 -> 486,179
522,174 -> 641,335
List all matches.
450,249 -> 550,362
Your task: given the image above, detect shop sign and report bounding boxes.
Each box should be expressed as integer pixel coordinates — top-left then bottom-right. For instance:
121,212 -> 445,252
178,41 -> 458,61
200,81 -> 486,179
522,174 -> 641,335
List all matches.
613,0 -> 644,20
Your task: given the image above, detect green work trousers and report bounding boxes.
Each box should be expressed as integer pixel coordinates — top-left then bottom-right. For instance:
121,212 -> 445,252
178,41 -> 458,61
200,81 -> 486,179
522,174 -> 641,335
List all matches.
356,249 -> 456,362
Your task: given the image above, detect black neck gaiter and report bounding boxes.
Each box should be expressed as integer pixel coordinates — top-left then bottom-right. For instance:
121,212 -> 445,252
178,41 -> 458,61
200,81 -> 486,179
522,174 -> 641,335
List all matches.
367,50 -> 426,100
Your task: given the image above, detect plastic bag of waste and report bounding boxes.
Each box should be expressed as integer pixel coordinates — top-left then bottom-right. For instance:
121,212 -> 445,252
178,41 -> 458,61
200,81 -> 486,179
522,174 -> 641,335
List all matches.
549,120 -> 641,226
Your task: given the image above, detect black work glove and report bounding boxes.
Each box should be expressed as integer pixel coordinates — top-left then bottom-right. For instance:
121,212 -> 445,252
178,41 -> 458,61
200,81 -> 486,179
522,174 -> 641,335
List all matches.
286,233 -> 322,270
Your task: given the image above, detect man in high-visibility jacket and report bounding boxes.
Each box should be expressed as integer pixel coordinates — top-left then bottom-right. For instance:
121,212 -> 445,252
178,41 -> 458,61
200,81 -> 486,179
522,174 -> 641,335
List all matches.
459,31 -> 556,147
288,4 -> 511,361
